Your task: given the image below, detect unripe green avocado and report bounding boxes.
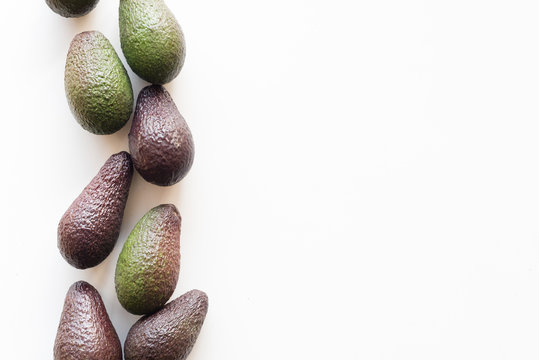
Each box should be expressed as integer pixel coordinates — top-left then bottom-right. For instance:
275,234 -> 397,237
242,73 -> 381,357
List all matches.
45,0 -> 99,18
65,31 -> 134,135
119,0 -> 186,84
115,204 -> 181,315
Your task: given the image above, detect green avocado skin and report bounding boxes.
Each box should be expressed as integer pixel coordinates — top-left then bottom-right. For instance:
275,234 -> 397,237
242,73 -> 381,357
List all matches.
65,31 -> 134,135
115,204 -> 181,315
119,0 -> 186,84
45,0 -> 99,18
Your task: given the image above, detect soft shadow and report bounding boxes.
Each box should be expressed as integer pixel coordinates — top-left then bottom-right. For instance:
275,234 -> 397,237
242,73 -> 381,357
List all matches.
69,9 -> 99,33
123,172 -> 187,223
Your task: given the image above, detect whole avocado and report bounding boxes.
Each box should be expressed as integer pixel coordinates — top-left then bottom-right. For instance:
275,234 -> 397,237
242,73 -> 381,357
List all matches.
119,0 -> 186,84
115,204 -> 181,315
58,152 -> 133,269
65,31 -> 134,135
124,290 -> 209,360
54,281 -> 122,360
129,85 -> 194,186
45,0 -> 99,17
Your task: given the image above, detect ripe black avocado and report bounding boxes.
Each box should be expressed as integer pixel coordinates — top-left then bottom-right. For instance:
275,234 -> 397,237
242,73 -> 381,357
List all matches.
129,85 -> 194,186
124,289 -> 209,360
54,281 -> 122,360
58,152 -> 133,269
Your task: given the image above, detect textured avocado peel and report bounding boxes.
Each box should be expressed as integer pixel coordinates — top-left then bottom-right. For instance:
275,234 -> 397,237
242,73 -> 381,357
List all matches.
54,281 -> 122,360
129,85 -> 194,186
50,3 -> 210,357
115,204 -> 181,315
119,0 -> 186,84
65,31 -> 134,135
124,289 -> 209,360
46,0 -> 99,18
58,151 -> 133,269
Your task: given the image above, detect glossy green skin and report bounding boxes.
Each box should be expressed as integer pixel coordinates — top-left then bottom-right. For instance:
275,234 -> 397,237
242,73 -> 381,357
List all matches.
65,31 -> 134,135
115,204 -> 181,315
119,0 -> 186,84
45,0 -> 99,18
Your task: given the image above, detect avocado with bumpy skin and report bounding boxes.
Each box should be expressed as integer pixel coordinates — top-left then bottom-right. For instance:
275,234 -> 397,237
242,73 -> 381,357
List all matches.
124,290 -> 209,360
129,85 -> 194,186
115,204 -> 181,315
119,0 -> 186,84
58,152 -> 133,269
54,281 -> 122,360
45,0 -> 99,18
65,31 -> 134,135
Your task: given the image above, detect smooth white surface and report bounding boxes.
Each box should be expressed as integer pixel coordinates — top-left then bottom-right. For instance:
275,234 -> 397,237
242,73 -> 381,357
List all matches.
3,0 -> 539,358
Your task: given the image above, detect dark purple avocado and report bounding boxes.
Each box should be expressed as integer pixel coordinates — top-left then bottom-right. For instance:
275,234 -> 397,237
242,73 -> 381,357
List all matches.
45,0 -> 99,18
124,289 -> 209,360
129,85 -> 194,186
58,151 -> 133,269
54,281 -> 122,360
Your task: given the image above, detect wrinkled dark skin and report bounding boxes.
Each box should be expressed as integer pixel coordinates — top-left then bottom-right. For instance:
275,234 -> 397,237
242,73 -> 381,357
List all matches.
58,152 -> 133,269
124,290 -> 209,360
115,204 -> 182,315
129,85 -> 194,186
54,281 -> 122,360
45,0 -> 99,18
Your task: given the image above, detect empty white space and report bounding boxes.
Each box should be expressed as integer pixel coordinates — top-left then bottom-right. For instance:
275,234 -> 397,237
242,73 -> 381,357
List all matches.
2,0 -> 539,358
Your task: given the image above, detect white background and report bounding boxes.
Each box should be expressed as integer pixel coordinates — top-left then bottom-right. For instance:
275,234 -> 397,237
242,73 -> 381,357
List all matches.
2,0 -> 539,358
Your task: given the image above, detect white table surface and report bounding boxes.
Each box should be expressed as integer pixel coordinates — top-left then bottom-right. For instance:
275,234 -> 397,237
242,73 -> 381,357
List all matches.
3,0 -> 539,358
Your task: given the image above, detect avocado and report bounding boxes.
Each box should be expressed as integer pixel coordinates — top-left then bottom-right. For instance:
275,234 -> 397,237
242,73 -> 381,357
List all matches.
58,152 -> 133,269
65,31 -> 134,135
45,0 -> 99,18
54,281 -> 122,360
124,290 -> 208,360
115,204 -> 181,315
119,0 -> 186,84
129,85 -> 194,186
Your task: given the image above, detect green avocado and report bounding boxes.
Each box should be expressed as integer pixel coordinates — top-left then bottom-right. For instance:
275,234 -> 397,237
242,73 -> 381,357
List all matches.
119,0 -> 186,84
115,204 -> 181,315
65,31 -> 134,135
45,0 -> 99,18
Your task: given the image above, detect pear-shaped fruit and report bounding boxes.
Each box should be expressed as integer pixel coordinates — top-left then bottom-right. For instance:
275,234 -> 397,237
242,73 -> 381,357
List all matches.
129,85 -> 194,186
119,0 -> 186,84
45,0 -> 99,18
58,152 -> 133,269
115,204 -> 181,315
54,281 -> 122,360
65,31 -> 134,135
124,290 -> 209,360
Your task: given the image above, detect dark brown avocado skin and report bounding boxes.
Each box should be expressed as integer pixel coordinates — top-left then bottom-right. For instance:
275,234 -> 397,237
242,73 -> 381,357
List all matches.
45,0 -> 99,18
124,289 -> 209,360
58,151 -> 133,269
129,85 -> 194,186
54,281 -> 122,360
